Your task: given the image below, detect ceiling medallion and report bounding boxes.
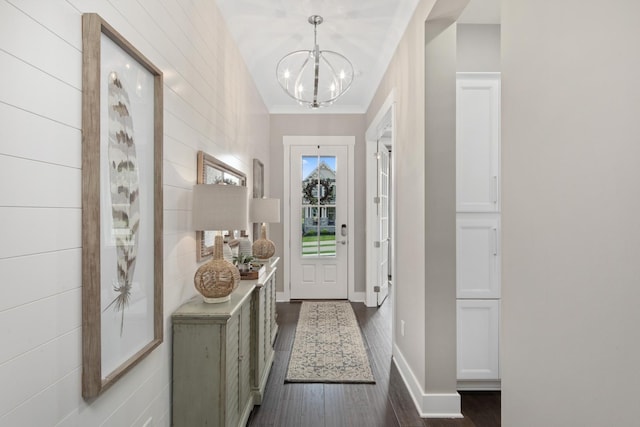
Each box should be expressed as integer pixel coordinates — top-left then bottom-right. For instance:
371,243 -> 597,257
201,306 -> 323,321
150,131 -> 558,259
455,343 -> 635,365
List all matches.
276,15 -> 355,109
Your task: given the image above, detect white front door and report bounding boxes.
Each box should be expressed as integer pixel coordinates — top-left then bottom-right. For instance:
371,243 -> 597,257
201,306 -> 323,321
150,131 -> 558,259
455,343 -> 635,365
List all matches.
288,142 -> 350,299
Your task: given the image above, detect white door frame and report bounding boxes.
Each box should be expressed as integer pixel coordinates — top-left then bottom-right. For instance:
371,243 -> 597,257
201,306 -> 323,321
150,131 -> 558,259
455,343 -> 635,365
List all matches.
282,136 -> 355,301
365,91 -> 396,308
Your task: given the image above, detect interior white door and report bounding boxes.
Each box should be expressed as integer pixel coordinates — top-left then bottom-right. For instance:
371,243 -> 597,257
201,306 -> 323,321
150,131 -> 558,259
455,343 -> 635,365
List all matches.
290,145 -> 348,299
376,140 -> 390,306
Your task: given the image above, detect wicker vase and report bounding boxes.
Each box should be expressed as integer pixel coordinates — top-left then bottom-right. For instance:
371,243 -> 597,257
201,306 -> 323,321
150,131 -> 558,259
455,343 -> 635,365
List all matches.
252,223 -> 276,260
194,234 -> 240,303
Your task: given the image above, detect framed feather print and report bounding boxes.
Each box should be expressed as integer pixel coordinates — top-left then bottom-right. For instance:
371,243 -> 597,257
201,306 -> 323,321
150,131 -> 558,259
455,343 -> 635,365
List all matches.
81,13 -> 163,399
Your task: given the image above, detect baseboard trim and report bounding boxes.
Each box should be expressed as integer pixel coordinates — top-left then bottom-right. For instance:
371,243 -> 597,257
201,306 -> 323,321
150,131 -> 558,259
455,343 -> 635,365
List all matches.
350,291 -> 365,303
457,379 -> 501,391
276,291 -> 366,303
393,344 -> 462,419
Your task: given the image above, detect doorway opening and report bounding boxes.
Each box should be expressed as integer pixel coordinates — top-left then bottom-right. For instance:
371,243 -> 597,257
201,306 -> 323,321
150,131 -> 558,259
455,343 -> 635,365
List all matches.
365,92 -> 396,309
283,136 -> 355,301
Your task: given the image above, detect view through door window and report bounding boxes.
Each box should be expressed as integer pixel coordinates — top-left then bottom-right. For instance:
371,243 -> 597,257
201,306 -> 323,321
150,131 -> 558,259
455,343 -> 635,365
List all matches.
301,155 -> 337,257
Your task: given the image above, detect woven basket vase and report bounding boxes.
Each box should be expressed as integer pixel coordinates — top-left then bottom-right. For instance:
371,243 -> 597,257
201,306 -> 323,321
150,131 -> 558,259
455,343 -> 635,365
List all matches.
194,235 -> 240,302
253,223 -> 275,259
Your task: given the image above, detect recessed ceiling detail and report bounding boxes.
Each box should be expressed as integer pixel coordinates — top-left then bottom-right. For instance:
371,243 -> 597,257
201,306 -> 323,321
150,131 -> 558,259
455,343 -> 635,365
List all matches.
215,0 -> 421,113
215,0 -> 500,114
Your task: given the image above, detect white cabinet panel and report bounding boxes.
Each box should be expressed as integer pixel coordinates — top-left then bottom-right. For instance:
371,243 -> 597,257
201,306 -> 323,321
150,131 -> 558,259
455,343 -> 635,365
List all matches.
457,299 -> 500,380
456,73 -> 501,388
456,215 -> 501,298
456,73 -> 500,212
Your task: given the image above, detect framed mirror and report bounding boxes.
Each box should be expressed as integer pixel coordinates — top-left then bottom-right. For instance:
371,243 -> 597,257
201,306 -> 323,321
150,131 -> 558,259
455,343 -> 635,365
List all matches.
252,158 -> 264,241
196,151 -> 247,261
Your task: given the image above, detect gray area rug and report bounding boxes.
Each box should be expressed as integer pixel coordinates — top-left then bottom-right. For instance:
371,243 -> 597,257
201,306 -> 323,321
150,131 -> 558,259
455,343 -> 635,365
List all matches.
285,301 -> 375,383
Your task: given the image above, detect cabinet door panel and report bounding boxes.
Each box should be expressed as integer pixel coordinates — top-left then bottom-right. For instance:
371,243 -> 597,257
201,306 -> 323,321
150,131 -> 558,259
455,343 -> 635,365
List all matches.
457,216 -> 500,298
457,74 -> 500,212
457,299 -> 500,380
239,303 -> 252,414
226,313 -> 240,427
269,272 -> 278,344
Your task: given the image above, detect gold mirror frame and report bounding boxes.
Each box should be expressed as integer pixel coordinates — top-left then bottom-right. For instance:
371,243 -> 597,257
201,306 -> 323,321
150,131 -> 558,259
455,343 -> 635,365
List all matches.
196,151 -> 247,261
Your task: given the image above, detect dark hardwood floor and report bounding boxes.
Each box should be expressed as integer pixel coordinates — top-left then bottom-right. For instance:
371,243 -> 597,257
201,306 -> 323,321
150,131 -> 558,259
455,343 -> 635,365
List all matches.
247,297 -> 500,427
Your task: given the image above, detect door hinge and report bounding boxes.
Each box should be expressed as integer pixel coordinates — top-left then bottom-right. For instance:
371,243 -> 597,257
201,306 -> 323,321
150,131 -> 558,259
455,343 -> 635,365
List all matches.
374,285 -> 381,292
373,196 -> 380,204
374,241 -> 381,248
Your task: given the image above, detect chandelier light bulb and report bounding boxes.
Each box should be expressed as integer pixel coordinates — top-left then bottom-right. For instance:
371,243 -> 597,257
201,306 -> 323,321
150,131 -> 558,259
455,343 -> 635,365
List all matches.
276,15 -> 354,109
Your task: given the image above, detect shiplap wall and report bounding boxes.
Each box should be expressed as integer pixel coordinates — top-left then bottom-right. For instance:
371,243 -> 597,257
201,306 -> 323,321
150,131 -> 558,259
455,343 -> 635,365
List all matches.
0,0 -> 269,425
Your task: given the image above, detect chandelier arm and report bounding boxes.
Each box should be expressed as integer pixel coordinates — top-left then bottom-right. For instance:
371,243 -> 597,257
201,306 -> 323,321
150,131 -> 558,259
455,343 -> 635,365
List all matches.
317,52 -> 355,105
319,53 -> 341,94
294,54 -> 312,100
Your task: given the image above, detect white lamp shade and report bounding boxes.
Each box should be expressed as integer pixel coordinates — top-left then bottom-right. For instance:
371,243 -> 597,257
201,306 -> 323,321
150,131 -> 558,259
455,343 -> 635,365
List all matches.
192,184 -> 248,231
249,198 -> 280,223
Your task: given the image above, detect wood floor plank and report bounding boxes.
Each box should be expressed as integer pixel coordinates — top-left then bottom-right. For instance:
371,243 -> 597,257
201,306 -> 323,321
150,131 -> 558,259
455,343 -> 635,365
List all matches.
247,299 -> 501,427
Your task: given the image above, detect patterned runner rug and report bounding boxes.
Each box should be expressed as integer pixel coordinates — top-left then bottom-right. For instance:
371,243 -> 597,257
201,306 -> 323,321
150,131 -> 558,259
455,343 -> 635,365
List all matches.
285,301 -> 375,383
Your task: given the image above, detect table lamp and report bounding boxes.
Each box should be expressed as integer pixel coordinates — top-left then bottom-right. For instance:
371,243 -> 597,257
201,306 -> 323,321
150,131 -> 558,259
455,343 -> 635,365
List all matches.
192,184 -> 247,303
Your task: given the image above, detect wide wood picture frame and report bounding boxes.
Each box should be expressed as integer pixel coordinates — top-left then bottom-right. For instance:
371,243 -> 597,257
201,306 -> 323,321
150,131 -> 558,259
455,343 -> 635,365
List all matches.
81,13 -> 163,399
196,150 -> 247,261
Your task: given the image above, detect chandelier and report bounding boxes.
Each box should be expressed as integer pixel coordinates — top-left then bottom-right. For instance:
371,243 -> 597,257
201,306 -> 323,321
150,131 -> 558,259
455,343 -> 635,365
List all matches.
276,15 -> 354,109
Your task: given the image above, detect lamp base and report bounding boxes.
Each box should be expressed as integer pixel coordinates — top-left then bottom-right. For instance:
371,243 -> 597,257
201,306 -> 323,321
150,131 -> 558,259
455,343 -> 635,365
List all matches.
203,294 -> 231,304
193,235 -> 240,303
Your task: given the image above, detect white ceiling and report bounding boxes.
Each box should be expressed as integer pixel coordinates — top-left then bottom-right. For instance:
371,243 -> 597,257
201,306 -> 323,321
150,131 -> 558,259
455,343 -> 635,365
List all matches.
215,0 -> 500,114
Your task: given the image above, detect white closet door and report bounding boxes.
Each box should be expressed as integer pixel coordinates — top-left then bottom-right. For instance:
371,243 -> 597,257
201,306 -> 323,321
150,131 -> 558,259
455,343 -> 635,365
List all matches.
456,215 -> 501,299
456,73 -> 500,212
457,299 -> 500,380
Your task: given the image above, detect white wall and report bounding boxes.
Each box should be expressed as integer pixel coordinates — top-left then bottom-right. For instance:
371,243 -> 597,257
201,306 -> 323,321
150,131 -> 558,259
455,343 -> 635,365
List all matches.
502,0 -> 640,425
269,114 -> 367,297
0,0 -> 269,425
457,24 -> 500,72
367,0 -> 432,395
366,0 -> 468,417
424,21 -> 458,397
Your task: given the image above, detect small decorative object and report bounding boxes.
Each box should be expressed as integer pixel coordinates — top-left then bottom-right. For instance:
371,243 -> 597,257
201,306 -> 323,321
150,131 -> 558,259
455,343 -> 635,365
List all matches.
237,231 -> 253,258
249,198 -> 281,260
222,231 -> 235,263
81,13 -> 163,399
192,184 -> 248,303
238,261 -> 266,280
233,253 -> 254,273
276,15 -> 354,108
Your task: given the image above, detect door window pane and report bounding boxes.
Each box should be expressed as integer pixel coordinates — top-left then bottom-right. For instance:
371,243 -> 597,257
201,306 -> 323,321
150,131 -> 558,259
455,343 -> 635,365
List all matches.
318,207 -> 336,256
301,155 -> 337,257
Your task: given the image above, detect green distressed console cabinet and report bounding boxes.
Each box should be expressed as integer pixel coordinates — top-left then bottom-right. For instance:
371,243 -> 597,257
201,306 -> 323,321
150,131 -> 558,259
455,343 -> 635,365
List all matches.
172,258 -> 279,426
